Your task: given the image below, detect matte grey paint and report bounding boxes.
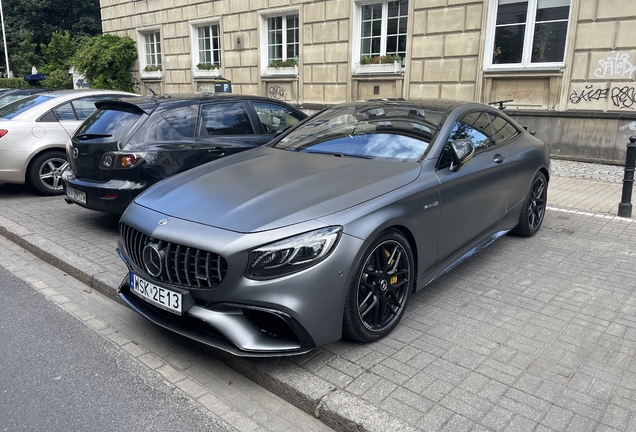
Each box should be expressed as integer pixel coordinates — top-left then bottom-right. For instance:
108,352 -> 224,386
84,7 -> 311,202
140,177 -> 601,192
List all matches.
119,100 -> 550,355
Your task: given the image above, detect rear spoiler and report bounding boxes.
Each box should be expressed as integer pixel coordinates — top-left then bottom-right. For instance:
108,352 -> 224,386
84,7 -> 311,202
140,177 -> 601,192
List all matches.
94,100 -> 151,116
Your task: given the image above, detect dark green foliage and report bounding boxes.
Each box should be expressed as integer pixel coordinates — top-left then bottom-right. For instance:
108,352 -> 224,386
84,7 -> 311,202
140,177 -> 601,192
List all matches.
72,34 -> 137,92
268,59 -> 298,68
0,78 -> 30,89
40,32 -> 77,74
43,69 -> 73,89
1,0 -> 101,76
10,31 -> 40,77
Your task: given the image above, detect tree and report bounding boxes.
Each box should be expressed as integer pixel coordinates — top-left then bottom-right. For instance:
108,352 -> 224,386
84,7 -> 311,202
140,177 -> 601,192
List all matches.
1,0 -> 101,77
72,34 -> 137,92
10,31 -> 40,77
42,69 -> 73,89
40,31 -> 77,73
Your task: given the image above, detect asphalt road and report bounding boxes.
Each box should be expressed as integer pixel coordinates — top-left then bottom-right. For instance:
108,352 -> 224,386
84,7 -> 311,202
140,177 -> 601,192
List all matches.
0,264 -> 232,432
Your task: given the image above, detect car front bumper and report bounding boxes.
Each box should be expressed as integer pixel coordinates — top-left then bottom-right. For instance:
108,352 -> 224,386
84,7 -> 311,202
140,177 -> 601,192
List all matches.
117,203 -> 365,356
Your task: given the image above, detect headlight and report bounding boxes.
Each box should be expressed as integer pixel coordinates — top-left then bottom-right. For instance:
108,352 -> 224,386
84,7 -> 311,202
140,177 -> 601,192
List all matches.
246,226 -> 342,280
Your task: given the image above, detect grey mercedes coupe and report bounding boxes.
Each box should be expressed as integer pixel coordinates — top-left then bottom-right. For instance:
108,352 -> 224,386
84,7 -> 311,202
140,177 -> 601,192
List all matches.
116,99 -> 550,357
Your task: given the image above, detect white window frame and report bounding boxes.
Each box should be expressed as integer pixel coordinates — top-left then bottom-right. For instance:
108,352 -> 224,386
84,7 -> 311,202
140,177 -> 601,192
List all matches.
259,10 -> 300,77
190,21 -> 223,78
484,0 -> 572,72
351,0 -> 414,73
138,29 -> 163,79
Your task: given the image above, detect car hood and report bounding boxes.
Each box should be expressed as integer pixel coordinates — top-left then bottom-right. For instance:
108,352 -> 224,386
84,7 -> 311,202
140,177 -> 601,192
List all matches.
134,147 -> 422,233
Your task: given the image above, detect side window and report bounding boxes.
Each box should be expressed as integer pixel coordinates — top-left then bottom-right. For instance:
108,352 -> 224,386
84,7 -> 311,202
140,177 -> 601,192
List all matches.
438,111 -> 496,169
252,101 -> 304,134
489,114 -> 520,145
54,103 -> 77,120
199,102 -> 254,136
73,98 -> 102,120
448,111 -> 495,151
162,105 -> 197,137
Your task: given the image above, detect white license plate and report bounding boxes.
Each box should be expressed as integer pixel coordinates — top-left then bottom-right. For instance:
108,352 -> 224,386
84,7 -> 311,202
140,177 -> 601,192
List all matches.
131,273 -> 182,315
66,187 -> 86,205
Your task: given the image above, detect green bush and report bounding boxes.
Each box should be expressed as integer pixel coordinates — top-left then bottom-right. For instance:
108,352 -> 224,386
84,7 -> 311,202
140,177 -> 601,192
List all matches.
72,34 -> 137,92
0,78 -> 30,89
196,63 -> 220,70
143,65 -> 162,72
43,69 -> 73,89
268,58 -> 298,68
360,54 -> 401,65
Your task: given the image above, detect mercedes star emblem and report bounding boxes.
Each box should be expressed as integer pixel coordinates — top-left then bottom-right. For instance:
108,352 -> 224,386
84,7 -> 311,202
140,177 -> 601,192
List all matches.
158,219 -> 168,226
72,148 -> 79,158
142,243 -> 163,277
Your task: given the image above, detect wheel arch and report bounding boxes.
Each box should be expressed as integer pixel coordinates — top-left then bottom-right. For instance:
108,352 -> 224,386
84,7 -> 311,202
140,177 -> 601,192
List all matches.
24,144 -> 68,181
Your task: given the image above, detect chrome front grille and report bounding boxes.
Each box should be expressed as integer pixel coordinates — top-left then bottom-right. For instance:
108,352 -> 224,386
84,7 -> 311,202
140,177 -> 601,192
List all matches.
120,223 -> 227,288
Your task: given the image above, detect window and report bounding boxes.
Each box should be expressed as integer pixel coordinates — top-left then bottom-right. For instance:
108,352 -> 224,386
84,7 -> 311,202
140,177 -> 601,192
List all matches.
139,31 -> 162,75
194,24 -> 221,69
266,14 -> 299,67
200,102 -> 254,136
488,0 -> 571,69
55,96 -> 128,122
354,0 -> 408,65
489,114 -> 520,145
252,101 -> 304,134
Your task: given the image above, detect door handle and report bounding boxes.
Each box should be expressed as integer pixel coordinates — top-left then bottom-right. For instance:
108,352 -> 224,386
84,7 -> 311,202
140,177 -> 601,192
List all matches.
493,154 -> 505,164
208,148 -> 227,157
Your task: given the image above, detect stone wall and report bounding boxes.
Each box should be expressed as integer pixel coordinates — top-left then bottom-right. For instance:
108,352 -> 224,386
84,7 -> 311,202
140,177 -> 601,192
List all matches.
408,0 -> 483,101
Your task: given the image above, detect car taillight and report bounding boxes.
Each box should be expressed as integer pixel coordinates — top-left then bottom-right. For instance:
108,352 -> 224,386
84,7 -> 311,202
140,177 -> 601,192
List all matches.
0,129 -> 7,138
99,152 -> 146,170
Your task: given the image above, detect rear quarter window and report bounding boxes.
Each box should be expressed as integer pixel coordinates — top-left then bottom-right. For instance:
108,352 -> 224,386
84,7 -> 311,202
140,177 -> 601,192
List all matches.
129,105 -> 198,144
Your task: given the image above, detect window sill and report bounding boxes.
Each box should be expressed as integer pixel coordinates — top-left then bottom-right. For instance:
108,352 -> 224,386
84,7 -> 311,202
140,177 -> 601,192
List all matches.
141,70 -> 163,80
194,69 -> 222,79
484,64 -> 565,75
353,61 -> 403,75
264,66 -> 298,77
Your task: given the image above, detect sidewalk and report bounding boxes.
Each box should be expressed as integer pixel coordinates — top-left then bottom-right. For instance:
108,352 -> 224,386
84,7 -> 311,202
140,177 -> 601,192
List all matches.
1,159 -> 635,432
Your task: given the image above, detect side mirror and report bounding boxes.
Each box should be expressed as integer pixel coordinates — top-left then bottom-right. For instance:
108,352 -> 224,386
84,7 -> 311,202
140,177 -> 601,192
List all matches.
449,139 -> 475,172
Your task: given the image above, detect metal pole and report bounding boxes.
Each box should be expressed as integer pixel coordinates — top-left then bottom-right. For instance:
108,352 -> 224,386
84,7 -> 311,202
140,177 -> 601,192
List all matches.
0,0 -> 10,78
618,136 -> 636,218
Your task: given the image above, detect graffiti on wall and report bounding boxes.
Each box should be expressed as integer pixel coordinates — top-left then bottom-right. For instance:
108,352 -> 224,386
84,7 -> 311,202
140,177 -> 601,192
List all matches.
507,89 -> 534,100
594,53 -> 636,79
569,84 -> 636,109
268,85 -> 287,100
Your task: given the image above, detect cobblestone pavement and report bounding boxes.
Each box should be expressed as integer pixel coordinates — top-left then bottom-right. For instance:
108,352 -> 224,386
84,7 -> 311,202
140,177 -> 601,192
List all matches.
1,160 -> 636,431
551,159 -> 624,183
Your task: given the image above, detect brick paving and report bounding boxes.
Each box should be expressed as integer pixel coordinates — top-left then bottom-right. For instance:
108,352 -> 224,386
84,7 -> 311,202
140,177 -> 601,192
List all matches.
1,159 -> 636,431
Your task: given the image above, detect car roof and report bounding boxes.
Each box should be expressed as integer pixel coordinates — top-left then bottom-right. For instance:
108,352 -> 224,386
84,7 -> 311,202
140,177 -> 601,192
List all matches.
2,89 -> 138,120
95,93 -> 301,114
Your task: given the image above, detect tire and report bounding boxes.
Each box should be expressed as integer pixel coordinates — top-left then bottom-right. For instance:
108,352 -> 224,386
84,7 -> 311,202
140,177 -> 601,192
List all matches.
343,228 -> 414,343
27,150 -> 69,196
511,172 -> 547,237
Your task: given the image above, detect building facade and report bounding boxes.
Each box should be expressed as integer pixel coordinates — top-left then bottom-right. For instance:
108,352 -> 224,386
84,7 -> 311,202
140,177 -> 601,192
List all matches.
101,0 -> 636,164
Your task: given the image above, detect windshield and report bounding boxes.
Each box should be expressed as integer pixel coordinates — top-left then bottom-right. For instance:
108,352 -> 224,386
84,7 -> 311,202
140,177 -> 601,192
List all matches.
273,104 -> 443,162
0,94 -> 55,119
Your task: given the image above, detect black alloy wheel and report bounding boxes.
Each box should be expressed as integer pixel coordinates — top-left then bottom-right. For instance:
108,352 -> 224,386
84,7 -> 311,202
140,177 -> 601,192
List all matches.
512,172 -> 547,237
343,229 -> 414,343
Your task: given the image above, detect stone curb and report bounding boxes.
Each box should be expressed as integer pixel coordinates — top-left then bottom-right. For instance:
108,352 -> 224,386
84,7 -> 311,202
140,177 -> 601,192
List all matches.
0,214 -> 411,432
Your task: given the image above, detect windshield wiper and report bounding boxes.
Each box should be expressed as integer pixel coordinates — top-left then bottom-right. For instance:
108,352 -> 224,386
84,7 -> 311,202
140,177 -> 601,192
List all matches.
307,150 -> 371,159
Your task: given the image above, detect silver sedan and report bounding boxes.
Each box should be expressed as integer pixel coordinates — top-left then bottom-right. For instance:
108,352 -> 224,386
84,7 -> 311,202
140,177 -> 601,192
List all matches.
0,89 -> 136,195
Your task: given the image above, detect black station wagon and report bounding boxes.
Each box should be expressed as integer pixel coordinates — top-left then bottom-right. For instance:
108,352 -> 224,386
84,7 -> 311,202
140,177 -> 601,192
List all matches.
62,94 -> 307,214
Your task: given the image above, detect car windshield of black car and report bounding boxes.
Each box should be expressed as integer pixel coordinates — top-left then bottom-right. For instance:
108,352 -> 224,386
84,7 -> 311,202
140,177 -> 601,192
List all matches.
273,105 -> 442,162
